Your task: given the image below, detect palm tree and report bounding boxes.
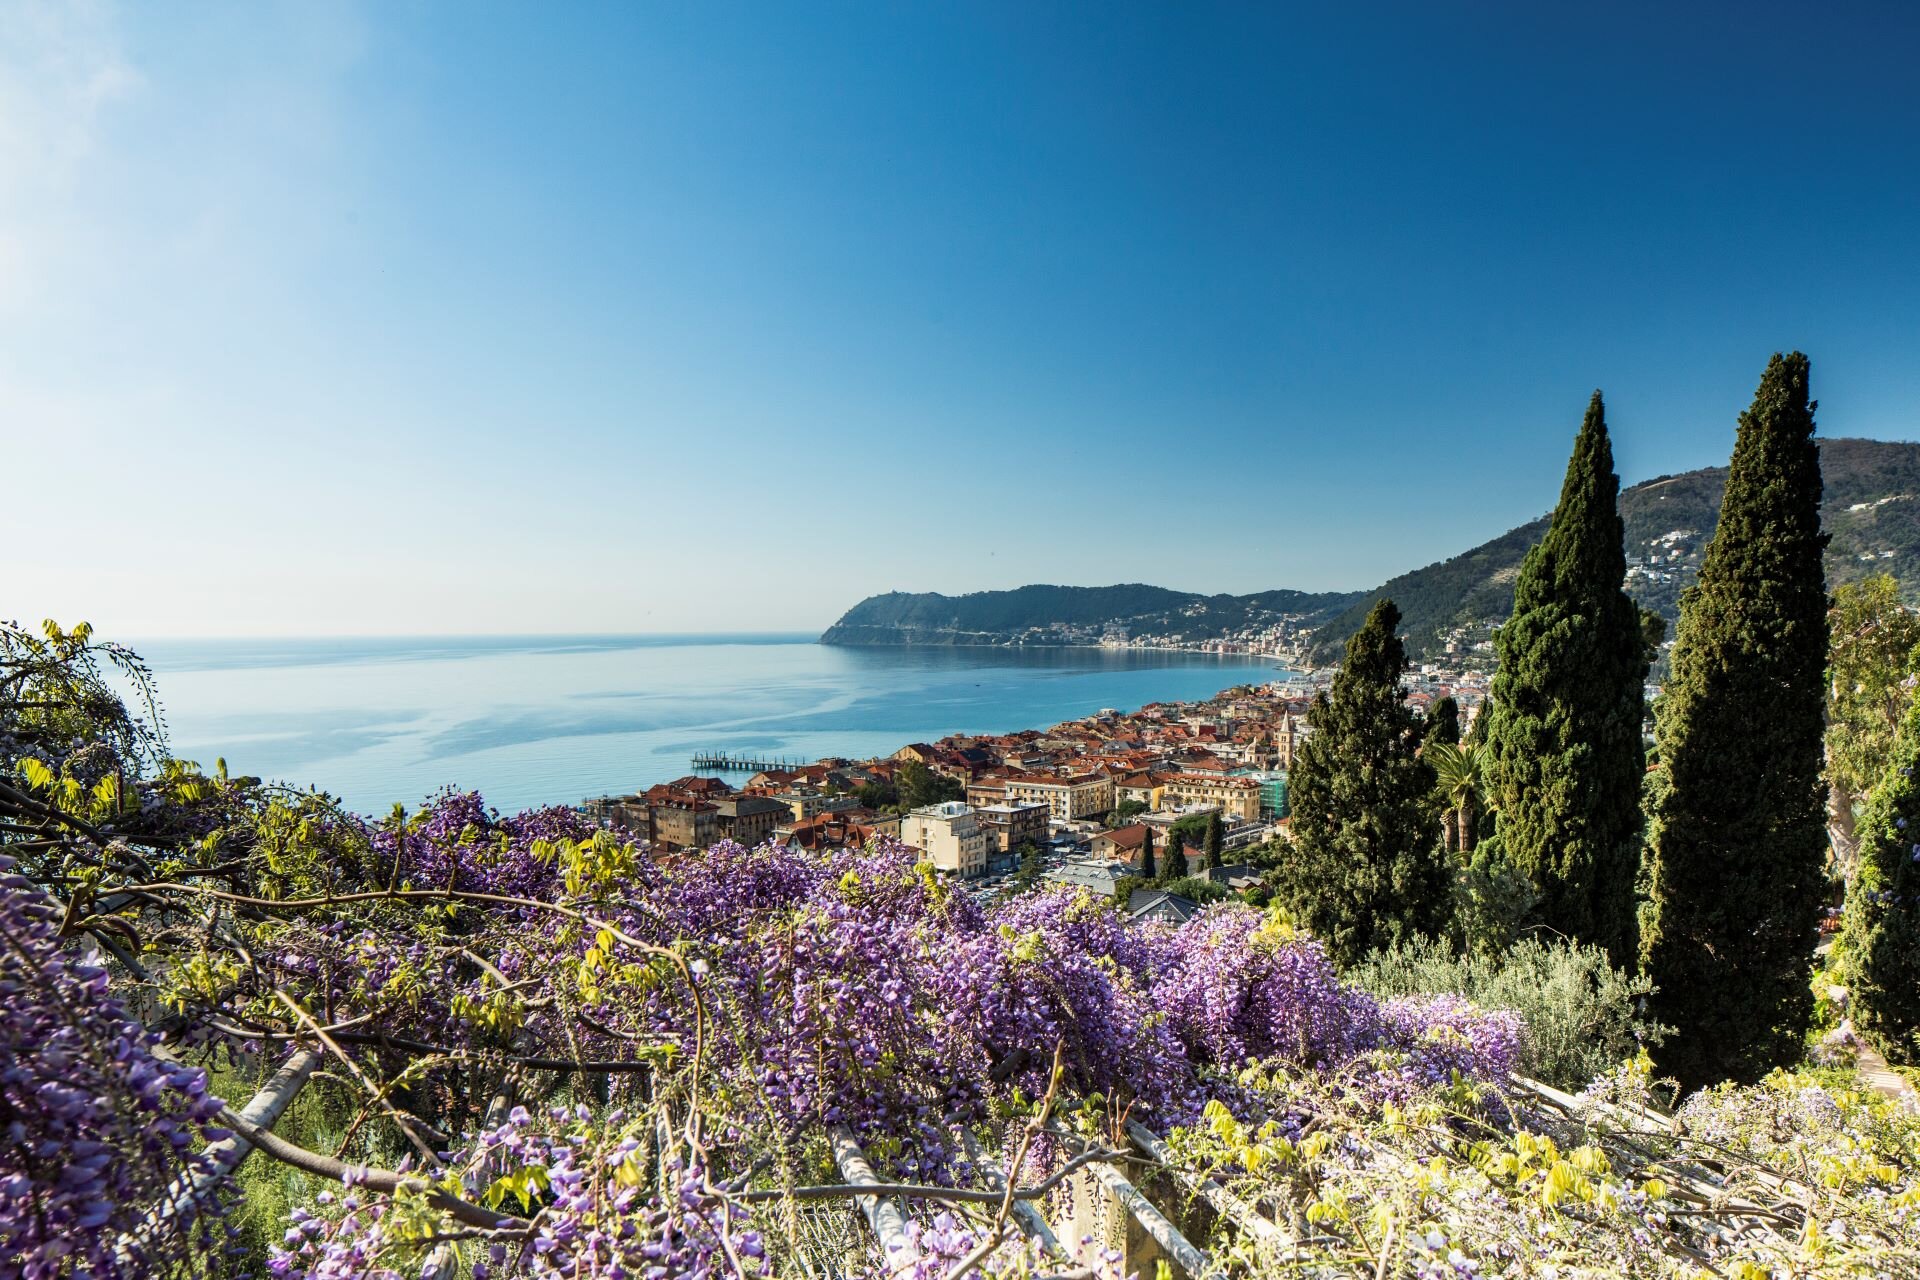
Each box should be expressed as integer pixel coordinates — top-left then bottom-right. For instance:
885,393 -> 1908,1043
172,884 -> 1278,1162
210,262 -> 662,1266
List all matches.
1424,740 -> 1483,855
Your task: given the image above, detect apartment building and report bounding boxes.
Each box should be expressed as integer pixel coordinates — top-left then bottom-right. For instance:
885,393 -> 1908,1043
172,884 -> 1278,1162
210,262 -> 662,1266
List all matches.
1004,772 -> 1114,822
898,800 -> 992,879
972,801 -> 1048,857
1163,773 -> 1260,822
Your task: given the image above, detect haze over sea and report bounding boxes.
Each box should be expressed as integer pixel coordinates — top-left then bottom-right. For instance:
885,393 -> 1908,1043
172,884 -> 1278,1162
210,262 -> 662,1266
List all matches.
130,635 -> 1288,815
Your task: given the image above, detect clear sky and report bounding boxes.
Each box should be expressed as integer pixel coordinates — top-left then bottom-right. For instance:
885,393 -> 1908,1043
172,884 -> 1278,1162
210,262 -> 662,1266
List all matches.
6,1 -> 1919,636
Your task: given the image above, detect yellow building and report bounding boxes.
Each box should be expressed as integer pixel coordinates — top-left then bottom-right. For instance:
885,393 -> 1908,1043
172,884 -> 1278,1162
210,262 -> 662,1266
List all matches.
1163,773 -> 1260,822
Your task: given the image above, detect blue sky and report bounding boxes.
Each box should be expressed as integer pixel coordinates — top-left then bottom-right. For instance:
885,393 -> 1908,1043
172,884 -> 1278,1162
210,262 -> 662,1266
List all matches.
6,1 -> 1918,635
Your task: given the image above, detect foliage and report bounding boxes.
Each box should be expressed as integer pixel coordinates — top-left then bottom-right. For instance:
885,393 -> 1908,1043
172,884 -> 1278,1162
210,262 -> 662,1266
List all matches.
1167,1059 -> 1920,1277
1351,934 -> 1667,1089
1110,797 -> 1149,824
1163,834 -> 1189,880
1449,829 -> 1539,956
1154,875 -> 1232,904
1825,574 -> 1920,864
1483,392 -> 1649,966
1424,694 -> 1460,746
854,778 -> 898,809
1837,682 -> 1920,1062
1424,739 -> 1482,856
1165,811 -> 1212,849
896,759 -> 963,809
1283,598 -> 1447,965
1643,353 -> 1831,1092
1008,840 -> 1045,891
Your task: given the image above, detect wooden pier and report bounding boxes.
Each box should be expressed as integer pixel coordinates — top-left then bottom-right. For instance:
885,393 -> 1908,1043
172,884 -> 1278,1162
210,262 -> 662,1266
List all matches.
689,751 -> 803,773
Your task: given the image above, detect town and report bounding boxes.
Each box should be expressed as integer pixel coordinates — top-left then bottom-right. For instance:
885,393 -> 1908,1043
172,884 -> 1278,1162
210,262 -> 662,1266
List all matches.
583,658 -> 1492,917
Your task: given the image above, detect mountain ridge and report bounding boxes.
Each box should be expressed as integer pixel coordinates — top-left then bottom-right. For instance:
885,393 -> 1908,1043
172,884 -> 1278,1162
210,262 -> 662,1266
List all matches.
821,438 -> 1920,662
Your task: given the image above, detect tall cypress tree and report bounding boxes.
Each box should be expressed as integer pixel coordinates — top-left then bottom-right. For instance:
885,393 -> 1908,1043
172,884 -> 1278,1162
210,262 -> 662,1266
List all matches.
1838,686 -> 1920,1063
1164,837 -> 1188,880
1482,392 -> 1648,965
1284,599 -> 1445,966
1642,353 -> 1829,1091
1424,696 -> 1461,747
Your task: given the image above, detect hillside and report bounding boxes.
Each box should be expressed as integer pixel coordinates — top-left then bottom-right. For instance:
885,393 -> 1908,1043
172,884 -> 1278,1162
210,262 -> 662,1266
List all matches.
1306,437 -> 1920,662
822,440 -> 1920,664
819,583 -> 1362,647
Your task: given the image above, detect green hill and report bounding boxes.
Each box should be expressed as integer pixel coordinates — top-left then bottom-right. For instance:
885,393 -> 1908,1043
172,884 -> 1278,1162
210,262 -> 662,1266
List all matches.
1307,437 -> 1920,662
822,439 -> 1920,663
820,583 -> 1361,647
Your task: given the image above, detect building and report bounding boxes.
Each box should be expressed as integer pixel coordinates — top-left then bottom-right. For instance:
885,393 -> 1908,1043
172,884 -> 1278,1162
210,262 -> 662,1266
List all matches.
646,800 -> 719,852
1043,859 -> 1128,898
966,775 -> 1011,808
1111,771 -> 1166,812
1127,887 -> 1204,926
1090,823 -> 1153,870
1163,773 -> 1260,822
1249,770 -> 1289,820
769,789 -> 845,823
712,795 -> 790,847
973,802 -> 1048,857
782,813 -> 886,853
1004,772 -> 1114,822
898,801 -> 992,879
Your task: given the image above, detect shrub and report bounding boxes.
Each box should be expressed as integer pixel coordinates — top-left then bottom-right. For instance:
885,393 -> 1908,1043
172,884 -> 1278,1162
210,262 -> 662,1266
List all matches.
1350,934 -> 1667,1088
1156,875 -> 1233,904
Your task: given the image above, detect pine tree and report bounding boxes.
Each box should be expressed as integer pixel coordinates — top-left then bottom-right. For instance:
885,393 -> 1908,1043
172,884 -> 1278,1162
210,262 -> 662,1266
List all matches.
1838,686 -> 1920,1063
1424,696 -> 1461,747
1283,598 -> 1445,966
1642,353 -> 1829,1091
1482,392 -> 1649,965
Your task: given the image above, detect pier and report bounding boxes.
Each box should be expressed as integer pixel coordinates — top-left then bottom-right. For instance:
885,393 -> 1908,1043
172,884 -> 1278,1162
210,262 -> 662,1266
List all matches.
690,751 -> 804,773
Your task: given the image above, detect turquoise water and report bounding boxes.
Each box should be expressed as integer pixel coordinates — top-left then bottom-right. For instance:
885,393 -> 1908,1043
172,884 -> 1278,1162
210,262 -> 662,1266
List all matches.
129,635 -> 1287,814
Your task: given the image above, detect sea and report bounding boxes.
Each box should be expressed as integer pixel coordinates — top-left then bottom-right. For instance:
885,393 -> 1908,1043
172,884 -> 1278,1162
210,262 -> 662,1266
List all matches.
126,635 -> 1291,816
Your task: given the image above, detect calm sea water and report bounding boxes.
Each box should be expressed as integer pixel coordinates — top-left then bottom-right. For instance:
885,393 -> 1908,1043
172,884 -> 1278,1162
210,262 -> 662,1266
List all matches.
127,635 -> 1287,815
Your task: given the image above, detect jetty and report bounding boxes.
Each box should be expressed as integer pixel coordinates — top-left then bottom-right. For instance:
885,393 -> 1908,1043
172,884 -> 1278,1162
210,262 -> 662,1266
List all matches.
690,751 -> 804,773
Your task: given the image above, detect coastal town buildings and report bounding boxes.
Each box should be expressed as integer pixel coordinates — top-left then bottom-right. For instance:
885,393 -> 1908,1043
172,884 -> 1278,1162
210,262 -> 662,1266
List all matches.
582,656 -> 1490,870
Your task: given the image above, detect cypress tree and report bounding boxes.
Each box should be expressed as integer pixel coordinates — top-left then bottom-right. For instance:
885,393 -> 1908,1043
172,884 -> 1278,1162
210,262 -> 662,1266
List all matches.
1139,828 -> 1155,880
1482,392 -> 1649,965
1164,837 -> 1188,880
1838,686 -> 1920,1062
1424,696 -> 1461,747
1203,812 -> 1224,869
1284,598 -> 1445,966
1642,353 -> 1829,1091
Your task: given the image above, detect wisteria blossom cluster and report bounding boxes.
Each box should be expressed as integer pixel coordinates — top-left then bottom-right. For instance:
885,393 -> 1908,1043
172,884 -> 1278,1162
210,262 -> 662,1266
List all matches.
268,1106 -> 770,1280
0,857 -> 235,1279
